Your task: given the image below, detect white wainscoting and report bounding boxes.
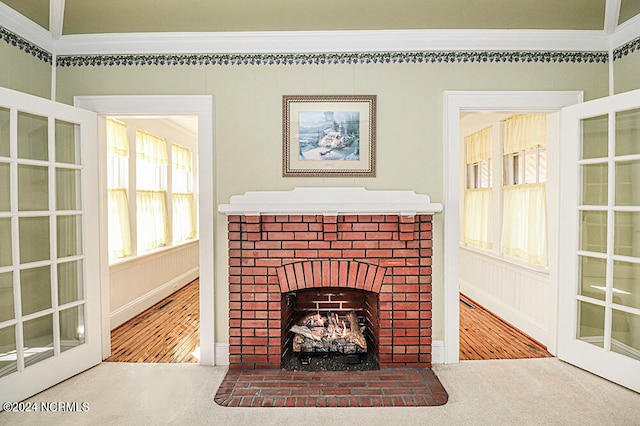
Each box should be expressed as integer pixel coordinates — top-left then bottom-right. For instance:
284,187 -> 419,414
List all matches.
109,241 -> 199,329
459,247 -> 555,353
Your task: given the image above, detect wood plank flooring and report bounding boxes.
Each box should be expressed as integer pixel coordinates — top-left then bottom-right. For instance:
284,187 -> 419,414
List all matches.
106,279 -> 200,363
459,293 -> 552,361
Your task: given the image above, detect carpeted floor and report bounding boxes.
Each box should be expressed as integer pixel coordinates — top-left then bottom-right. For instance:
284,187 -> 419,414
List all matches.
214,367 -> 448,407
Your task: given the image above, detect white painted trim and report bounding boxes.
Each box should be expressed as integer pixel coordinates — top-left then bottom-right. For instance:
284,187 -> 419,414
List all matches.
215,343 -> 230,366
443,91 -> 583,364
218,187 -> 443,216
53,29 -> 610,56
0,2 -> 54,52
74,95 -> 216,366
110,267 -> 199,329
49,0 -> 65,41
604,0 -> 621,35
431,340 -> 445,364
611,13 -> 640,49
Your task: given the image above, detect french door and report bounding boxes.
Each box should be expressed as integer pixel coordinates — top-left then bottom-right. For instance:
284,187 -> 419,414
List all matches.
559,88 -> 640,392
0,87 -> 101,403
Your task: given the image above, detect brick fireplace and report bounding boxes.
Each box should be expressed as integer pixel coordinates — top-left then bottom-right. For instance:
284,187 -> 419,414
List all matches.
219,188 -> 442,370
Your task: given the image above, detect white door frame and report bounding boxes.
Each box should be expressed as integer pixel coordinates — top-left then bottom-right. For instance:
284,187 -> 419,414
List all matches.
443,91 -> 583,363
74,95 -> 216,365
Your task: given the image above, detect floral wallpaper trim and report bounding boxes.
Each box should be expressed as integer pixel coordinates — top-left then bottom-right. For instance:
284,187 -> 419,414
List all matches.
0,26 -> 52,64
614,36 -> 640,60
56,51 -> 608,67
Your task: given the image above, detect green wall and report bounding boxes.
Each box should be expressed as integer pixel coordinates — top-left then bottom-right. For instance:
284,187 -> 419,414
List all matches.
55,58 -> 608,344
615,48 -> 640,94
0,42 -> 51,99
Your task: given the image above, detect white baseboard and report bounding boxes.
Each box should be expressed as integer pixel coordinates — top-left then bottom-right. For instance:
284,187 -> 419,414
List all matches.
110,267 -> 199,330
215,343 -> 229,366
211,341 -> 444,366
431,340 -> 445,364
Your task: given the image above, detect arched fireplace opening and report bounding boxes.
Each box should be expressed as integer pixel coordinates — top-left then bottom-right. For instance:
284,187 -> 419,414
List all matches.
281,287 -> 379,370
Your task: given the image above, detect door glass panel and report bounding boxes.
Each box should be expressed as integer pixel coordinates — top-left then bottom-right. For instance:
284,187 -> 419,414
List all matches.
581,114 -> 608,159
19,216 -> 50,263
580,211 -> 607,253
58,260 -> 84,305
18,112 -> 48,161
0,162 -> 9,211
615,108 -> 640,157
579,256 -> 606,301
56,168 -> 81,211
18,165 -> 48,211
581,163 -> 608,205
614,211 -> 640,257
611,310 -> 640,361
613,261 -> 640,309
20,266 -> 52,316
0,218 -> 11,267
59,305 -> 85,353
23,314 -> 54,368
577,301 -> 605,347
615,160 -> 640,206
0,107 -> 9,157
0,272 -> 14,322
0,325 -> 17,378
55,120 -> 80,165
57,215 -> 82,258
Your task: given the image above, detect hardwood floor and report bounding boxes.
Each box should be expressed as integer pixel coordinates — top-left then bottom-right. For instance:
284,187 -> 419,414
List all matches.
106,279 -> 200,363
459,293 -> 552,361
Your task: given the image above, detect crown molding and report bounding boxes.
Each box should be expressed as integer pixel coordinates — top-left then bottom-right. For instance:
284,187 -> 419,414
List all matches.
54,29 -> 610,56
0,2 -> 53,52
611,13 -> 640,50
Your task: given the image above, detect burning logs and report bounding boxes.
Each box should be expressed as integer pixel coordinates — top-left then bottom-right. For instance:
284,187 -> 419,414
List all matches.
290,311 -> 367,354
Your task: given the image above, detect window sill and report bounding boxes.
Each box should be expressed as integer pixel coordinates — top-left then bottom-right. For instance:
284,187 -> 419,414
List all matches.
109,238 -> 199,272
459,244 -> 549,277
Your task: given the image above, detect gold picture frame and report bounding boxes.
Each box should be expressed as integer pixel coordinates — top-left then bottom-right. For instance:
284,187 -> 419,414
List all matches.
283,95 -> 376,177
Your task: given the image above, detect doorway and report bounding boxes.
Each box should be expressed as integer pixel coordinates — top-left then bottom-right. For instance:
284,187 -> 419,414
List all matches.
443,91 -> 583,364
74,95 -> 216,366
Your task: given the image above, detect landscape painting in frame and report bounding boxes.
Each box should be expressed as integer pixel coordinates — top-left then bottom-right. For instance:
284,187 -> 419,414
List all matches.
283,95 -> 376,177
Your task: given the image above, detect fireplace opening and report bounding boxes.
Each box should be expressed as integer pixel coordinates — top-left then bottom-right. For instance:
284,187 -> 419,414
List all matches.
281,288 -> 379,371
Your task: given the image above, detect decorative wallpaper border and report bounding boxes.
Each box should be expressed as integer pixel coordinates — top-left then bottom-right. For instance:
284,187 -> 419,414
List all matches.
0,26 -> 52,64
614,36 -> 640,59
57,51 -> 608,67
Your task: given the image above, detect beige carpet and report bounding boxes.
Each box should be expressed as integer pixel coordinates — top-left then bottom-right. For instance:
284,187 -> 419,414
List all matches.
2,358 -> 638,425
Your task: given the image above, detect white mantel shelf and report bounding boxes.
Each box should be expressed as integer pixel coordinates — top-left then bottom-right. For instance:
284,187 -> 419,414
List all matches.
218,187 -> 443,216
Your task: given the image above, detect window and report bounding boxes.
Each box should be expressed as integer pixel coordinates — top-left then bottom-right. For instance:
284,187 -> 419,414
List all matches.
171,143 -> 196,243
501,113 -> 548,266
106,119 -> 131,260
463,126 -> 493,250
106,120 -> 198,263
135,129 -> 169,252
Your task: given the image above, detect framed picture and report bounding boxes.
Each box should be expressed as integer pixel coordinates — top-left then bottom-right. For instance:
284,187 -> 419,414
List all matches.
283,95 -> 376,177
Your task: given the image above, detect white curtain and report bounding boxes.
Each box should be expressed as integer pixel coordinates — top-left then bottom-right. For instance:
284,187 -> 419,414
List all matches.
172,143 -> 192,172
465,126 -> 492,163
106,119 -> 131,261
107,188 -> 131,260
502,113 -> 546,155
173,193 -> 196,243
136,129 -> 167,165
106,119 -> 129,156
501,183 -> 548,266
464,188 -> 493,249
137,190 -> 168,252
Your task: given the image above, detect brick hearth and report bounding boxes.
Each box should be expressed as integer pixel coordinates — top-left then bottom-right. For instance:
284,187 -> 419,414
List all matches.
226,213 -> 434,369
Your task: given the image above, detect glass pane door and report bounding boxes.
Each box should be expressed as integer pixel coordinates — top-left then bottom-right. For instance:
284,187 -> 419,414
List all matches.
0,87 -> 100,403
559,89 -> 640,393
